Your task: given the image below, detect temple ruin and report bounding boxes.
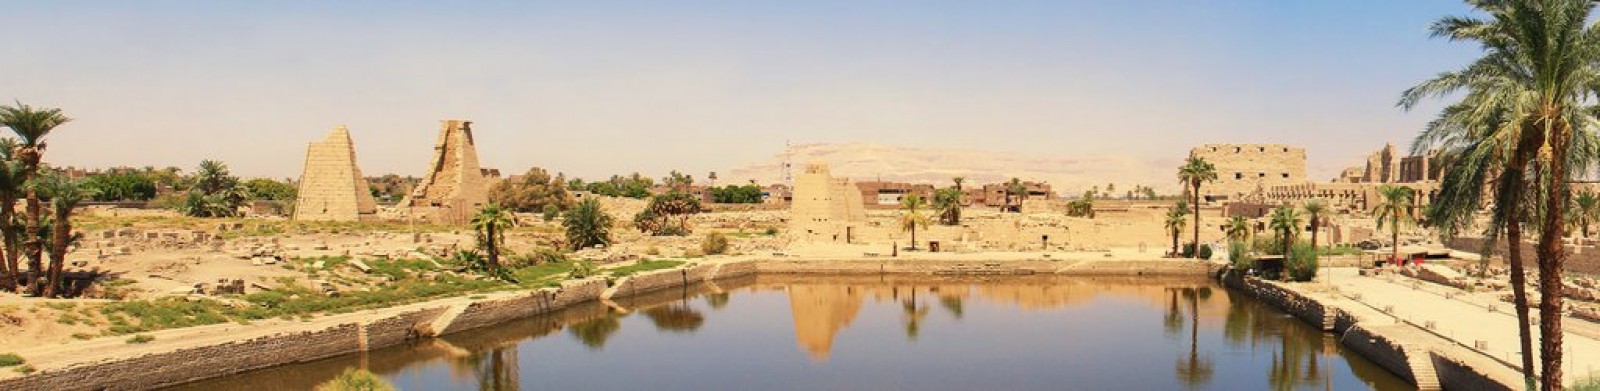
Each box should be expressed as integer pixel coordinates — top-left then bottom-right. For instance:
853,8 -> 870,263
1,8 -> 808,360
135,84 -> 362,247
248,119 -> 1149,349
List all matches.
292,126 -> 377,221
788,162 -> 867,242
402,119 -> 499,224
1189,143 -> 1307,203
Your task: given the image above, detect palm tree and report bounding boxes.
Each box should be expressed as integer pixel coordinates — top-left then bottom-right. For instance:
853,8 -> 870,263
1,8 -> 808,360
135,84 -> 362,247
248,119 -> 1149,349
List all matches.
470,203 -> 515,272
0,140 -> 23,292
1301,200 -> 1327,252
1178,157 -> 1218,258
933,187 -> 962,226
1573,191 -> 1600,239
1165,201 -> 1189,257
1225,216 -> 1251,243
1372,185 -> 1414,266
563,198 -> 613,250
1401,2 -> 1600,384
0,102 -> 69,296
37,173 -> 88,298
1268,206 -> 1302,258
900,194 -> 931,250
1005,178 -> 1026,213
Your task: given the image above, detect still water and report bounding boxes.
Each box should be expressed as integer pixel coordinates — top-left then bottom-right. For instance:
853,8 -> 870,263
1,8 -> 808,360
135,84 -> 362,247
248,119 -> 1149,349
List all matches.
172,275 -> 1407,390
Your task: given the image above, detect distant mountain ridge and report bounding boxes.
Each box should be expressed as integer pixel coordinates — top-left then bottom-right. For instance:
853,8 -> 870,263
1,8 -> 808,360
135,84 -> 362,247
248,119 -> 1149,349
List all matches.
722,142 -> 1184,195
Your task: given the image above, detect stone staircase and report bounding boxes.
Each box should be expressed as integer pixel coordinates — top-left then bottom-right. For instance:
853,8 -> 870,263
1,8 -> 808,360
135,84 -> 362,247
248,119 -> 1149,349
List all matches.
1401,343 -> 1443,391
1321,309 -> 1337,331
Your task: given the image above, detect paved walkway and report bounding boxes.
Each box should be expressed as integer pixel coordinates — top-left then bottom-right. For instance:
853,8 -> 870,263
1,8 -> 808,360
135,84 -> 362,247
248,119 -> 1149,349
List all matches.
1324,268 -> 1600,385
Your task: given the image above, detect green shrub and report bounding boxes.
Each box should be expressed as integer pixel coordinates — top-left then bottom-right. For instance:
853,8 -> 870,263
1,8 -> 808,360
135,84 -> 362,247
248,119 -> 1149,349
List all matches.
701,232 -> 729,255
1180,242 -> 1195,258
569,261 -> 597,279
0,353 -> 23,367
1196,244 -> 1213,260
764,227 -> 779,236
1227,241 -> 1251,271
1286,242 -> 1319,282
541,204 -> 561,222
127,334 -> 155,344
13,364 -> 33,374
315,368 -> 395,391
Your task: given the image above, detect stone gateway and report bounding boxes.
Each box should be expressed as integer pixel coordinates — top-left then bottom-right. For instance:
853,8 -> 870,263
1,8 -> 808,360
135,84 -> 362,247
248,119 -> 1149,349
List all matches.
292,126 -> 378,221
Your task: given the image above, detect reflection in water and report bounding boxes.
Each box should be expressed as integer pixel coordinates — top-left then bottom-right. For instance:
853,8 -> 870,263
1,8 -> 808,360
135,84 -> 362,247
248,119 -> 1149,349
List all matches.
168,275 -> 1407,391
786,284 -> 863,360
644,303 -> 705,333
1169,287 -> 1214,389
568,315 -> 620,350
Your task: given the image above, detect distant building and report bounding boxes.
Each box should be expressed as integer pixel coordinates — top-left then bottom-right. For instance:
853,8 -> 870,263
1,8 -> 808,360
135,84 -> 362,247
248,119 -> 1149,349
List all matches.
1189,143 -> 1308,203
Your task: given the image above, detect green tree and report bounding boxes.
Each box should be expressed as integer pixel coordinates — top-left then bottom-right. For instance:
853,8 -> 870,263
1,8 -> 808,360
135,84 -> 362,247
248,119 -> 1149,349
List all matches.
37,173 -> 89,297
243,178 -> 296,201
635,192 -> 701,236
1225,216 -> 1251,243
564,198 -> 613,250
1165,201 -> 1189,257
1301,200 -> 1326,252
470,203 -> 515,274
1268,205 -> 1302,259
0,139 -> 25,291
1573,191 -> 1600,239
1177,157 -> 1218,259
80,173 -> 157,202
900,194 -> 931,250
488,167 -> 574,213
177,160 -> 245,218
1372,185 -> 1414,266
933,186 -> 963,225
1401,2 -> 1600,383
1005,178 -> 1025,213
1066,191 -> 1095,218
0,102 -> 69,296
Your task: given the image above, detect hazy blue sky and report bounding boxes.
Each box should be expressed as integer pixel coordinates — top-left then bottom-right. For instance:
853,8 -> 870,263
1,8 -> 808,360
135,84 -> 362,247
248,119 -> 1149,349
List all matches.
4,1 -> 1478,182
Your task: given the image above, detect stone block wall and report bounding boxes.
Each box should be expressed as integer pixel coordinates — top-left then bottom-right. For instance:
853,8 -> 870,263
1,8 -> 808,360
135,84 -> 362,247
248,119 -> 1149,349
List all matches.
1190,143 -> 1307,202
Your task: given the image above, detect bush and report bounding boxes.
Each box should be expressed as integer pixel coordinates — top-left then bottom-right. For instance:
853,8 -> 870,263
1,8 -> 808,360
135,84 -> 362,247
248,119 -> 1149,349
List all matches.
542,204 -> 561,222
1180,242 -> 1196,258
1227,241 -> 1251,272
764,227 -> 778,236
1286,242 -> 1319,282
315,368 -> 395,391
1196,244 -> 1213,260
0,353 -> 23,367
127,334 -> 155,344
569,261 -> 597,279
701,232 -> 729,255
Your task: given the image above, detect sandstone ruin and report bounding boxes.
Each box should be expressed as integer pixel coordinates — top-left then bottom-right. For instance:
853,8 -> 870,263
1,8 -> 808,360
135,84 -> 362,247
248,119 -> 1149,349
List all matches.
292,126 -> 378,221
403,119 -> 499,224
788,162 -> 866,242
1189,143 -> 1307,202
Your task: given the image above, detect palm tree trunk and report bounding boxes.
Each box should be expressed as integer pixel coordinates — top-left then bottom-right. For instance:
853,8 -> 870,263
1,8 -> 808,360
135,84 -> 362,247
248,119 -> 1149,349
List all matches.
45,209 -> 68,298
0,196 -> 13,292
1505,135 -> 1540,388
1172,230 -> 1179,257
1391,216 -> 1400,266
24,191 -> 41,296
1192,183 -> 1201,259
910,225 -> 917,250
1536,124 -> 1572,390
1309,216 -> 1319,253
485,224 -> 499,271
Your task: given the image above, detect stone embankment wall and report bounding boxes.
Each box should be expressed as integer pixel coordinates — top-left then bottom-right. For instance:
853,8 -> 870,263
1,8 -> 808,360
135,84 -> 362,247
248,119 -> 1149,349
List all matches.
1449,237 -> 1600,275
2,258 -> 1212,390
1223,271 -> 1515,391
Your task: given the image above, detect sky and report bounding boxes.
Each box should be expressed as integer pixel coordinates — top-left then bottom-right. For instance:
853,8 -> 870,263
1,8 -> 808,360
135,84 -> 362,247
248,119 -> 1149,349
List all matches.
2,1 -> 1480,183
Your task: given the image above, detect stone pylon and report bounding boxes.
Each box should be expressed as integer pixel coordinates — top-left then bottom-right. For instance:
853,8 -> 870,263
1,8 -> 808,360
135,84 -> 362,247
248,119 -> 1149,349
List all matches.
788,161 -> 866,242
293,126 -> 378,221
403,119 -> 495,224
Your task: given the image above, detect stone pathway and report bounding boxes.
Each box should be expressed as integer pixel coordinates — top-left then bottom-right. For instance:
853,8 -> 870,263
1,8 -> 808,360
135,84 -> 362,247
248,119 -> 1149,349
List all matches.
1325,268 -> 1600,386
